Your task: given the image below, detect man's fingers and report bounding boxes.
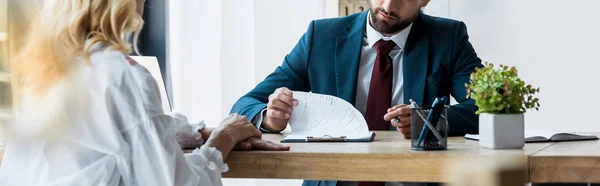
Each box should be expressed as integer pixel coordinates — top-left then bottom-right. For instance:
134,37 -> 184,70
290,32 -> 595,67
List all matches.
402,132 -> 411,139
268,109 -> 290,120
401,117 -> 410,124
397,126 -> 410,137
274,88 -> 298,106
398,126 -> 410,134
384,107 -> 411,121
388,104 -> 408,112
268,99 -> 294,113
395,107 -> 411,117
391,120 -> 410,128
392,117 -> 411,126
274,93 -> 295,107
395,118 -> 411,127
275,87 -> 294,97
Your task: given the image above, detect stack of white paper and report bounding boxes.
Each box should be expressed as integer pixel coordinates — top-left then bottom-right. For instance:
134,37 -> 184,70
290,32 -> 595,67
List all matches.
283,91 -> 373,142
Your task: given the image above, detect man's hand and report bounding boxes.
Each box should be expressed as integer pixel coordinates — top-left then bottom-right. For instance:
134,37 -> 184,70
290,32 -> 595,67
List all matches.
233,138 -> 290,151
384,104 -> 411,139
262,87 -> 298,131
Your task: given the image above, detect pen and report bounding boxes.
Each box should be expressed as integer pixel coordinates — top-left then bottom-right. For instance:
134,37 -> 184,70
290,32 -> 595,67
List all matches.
409,99 -> 418,107
416,96 -> 447,147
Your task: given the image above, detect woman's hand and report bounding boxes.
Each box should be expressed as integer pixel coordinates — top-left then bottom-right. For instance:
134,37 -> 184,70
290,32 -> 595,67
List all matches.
205,114 -> 261,159
198,128 -> 213,142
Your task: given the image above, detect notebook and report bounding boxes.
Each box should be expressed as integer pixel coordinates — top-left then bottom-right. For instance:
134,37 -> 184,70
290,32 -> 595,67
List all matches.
129,56 -> 172,113
464,131 -> 599,143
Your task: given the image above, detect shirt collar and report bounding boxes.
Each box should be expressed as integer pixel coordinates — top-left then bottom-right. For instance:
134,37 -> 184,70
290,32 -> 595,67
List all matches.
366,10 -> 413,50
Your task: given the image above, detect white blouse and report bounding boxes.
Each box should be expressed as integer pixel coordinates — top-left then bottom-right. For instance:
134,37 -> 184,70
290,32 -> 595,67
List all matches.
0,44 -> 226,186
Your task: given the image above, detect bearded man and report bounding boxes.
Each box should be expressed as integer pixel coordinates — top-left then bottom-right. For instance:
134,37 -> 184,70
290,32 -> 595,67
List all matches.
231,0 -> 483,185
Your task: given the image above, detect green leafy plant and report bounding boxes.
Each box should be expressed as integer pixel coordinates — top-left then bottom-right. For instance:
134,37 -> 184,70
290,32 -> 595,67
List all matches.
466,62 -> 540,114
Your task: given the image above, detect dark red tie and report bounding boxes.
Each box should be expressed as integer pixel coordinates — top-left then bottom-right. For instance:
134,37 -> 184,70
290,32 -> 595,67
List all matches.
365,39 -> 396,131
359,40 -> 396,186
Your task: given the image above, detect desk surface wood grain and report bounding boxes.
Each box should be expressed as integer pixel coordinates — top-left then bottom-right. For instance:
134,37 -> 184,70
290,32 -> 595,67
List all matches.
223,131 -> 553,182
0,131 -> 556,183
530,137 -> 600,183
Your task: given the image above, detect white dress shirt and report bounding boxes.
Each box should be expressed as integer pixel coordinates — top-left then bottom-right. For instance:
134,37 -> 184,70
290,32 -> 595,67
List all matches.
0,43 -> 227,186
337,11 -> 415,186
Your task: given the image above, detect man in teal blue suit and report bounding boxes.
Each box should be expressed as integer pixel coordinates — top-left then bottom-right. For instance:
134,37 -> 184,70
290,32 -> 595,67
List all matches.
231,0 -> 482,185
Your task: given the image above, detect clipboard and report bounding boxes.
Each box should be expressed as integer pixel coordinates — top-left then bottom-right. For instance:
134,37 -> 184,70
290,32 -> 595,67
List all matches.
280,132 -> 376,143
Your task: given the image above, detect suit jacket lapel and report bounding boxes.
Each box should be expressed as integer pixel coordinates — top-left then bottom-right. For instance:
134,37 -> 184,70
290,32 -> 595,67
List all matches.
335,12 -> 368,105
403,12 -> 430,106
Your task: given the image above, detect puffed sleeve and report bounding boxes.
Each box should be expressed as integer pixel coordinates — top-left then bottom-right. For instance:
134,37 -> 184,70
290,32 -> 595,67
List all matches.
109,58 -> 227,186
126,58 -> 206,148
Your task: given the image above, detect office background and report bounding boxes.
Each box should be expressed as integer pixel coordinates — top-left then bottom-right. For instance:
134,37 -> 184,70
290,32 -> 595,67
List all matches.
165,0 -> 600,133
163,1 -> 600,185
1,0 -> 598,185
424,0 -> 600,133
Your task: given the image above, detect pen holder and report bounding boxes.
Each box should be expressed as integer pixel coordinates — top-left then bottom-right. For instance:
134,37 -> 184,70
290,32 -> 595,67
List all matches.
410,106 -> 449,151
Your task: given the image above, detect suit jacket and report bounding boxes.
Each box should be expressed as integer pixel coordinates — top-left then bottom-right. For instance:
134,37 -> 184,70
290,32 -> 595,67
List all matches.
230,11 -> 482,186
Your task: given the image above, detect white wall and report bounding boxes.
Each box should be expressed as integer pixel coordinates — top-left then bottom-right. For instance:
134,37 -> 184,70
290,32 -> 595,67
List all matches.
426,0 -> 600,132
170,0 -> 337,127
253,0 -> 335,83
220,0 -> 256,123
169,0 -> 224,125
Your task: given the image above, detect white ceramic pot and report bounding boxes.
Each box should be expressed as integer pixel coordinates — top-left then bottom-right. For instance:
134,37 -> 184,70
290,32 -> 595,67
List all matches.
479,113 -> 524,149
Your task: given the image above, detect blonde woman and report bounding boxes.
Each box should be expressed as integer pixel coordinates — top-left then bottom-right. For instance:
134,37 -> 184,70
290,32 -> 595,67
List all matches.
0,0 -> 289,185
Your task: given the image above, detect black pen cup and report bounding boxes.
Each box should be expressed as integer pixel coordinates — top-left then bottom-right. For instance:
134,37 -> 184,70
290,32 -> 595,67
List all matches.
410,106 -> 448,150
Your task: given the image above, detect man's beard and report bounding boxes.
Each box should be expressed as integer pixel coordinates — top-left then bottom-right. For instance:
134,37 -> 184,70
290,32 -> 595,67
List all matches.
369,7 -> 419,35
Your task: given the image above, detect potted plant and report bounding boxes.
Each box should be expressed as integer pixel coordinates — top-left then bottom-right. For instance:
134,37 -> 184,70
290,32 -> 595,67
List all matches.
466,62 -> 540,149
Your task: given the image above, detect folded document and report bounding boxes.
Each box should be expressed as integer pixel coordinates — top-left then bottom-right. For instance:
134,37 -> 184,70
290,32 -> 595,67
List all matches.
281,91 -> 374,143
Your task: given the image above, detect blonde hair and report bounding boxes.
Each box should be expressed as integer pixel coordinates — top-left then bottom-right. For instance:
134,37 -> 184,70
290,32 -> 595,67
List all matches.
11,0 -> 143,101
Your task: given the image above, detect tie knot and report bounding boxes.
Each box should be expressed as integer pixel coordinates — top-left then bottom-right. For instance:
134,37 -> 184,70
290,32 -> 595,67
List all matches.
374,40 -> 397,55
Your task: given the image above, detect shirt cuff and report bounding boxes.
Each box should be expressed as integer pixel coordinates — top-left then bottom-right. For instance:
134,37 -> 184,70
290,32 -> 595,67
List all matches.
192,146 -> 229,173
170,113 -> 205,148
252,109 -> 283,133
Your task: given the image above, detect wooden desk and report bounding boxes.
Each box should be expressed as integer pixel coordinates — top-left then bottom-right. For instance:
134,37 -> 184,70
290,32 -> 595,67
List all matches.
0,131 -> 556,183
530,138 -> 600,183
223,131 -> 552,182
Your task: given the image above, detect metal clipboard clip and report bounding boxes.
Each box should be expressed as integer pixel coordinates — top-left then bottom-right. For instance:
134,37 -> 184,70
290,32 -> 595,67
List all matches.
306,135 -> 347,142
